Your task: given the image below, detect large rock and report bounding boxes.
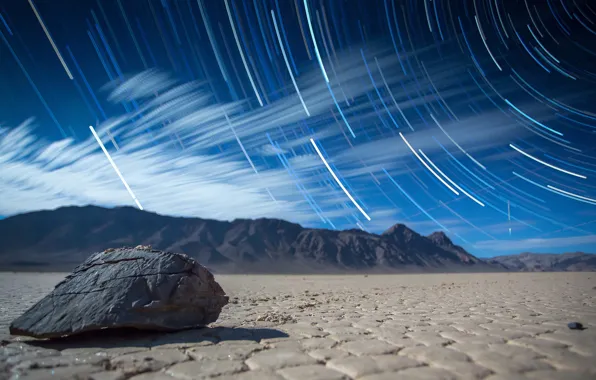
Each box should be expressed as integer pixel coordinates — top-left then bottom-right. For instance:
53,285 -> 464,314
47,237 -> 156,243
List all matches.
9,246 -> 229,338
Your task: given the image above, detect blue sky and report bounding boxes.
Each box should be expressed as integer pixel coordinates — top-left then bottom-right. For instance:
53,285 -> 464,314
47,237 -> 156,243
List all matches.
1,0 -> 596,257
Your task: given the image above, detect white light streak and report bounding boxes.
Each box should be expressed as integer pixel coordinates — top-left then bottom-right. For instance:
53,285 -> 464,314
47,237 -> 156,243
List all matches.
89,126 -> 143,210
375,57 -> 415,131
418,149 -> 485,207
527,24 -> 558,63
197,0 -> 230,83
494,0 -> 509,38
524,0 -> 543,38
223,0 -> 264,106
293,0 -> 312,60
509,144 -> 587,179
547,185 -> 596,204
28,0 -> 73,80
310,138 -> 371,221
420,62 -> 459,121
399,132 -> 460,196
225,113 -> 277,203
271,10 -> 310,116
424,0 -> 433,32
505,99 -> 563,136
430,114 -> 486,170
303,0 -> 329,83
475,15 -> 502,71
103,120 -> 119,150
106,130 -> 119,150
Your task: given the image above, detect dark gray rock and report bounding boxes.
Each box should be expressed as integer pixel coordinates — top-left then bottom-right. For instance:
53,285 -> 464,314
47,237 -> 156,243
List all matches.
9,246 -> 229,338
568,322 -> 584,330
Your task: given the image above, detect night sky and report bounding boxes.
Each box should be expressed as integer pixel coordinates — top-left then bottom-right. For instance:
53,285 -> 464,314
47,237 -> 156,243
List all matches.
1,0 -> 596,257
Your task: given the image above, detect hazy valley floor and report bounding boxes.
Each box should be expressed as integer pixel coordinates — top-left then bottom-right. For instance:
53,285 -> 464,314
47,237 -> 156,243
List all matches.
1,272 -> 595,379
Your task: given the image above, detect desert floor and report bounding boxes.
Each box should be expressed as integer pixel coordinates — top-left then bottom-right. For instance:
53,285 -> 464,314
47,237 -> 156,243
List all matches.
1,272 -> 595,380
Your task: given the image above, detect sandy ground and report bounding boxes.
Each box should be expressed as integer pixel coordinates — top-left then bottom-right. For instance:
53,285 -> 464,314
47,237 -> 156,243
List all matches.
1,272 -> 595,379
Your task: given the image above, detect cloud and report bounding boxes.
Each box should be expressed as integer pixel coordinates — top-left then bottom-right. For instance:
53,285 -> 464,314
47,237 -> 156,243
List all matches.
402,218 -> 467,234
111,46 -> 407,153
474,235 -> 596,251
0,39 -> 569,243
257,144 -> 288,156
339,163 -> 399,180
105,69 -> 177,103
332,110 -> 531,169
287,154 -> 322,171
1,53 -> 408,228
0,46 -> 427,224
0,120 -> 316,222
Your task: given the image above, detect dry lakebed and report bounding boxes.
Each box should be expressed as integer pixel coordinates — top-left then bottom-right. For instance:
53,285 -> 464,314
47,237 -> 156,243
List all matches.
1,272 -> 595,380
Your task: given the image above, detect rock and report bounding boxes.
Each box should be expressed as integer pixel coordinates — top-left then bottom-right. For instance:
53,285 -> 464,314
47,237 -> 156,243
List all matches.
9,246 -> 229,338
567,322 -> 584,330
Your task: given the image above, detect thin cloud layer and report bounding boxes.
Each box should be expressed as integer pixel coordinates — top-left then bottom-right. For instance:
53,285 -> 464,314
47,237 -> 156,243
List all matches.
475,235 -> 596,252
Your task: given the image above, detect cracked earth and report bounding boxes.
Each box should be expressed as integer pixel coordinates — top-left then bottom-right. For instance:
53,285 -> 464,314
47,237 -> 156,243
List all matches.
1,272 -> 595,380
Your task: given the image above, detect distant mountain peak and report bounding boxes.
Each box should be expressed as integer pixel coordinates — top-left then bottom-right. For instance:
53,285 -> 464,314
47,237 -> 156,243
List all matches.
381,223 -> 414,236
427,231 -> 453,246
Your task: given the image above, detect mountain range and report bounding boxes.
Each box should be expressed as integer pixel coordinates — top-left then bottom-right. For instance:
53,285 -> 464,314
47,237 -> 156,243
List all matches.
0,206 -> 593,273
485,252 -> 596,272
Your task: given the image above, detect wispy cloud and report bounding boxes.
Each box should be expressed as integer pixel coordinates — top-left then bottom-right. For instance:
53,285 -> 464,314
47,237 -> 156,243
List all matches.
1,47 -> 406,227
0,118 -> 311,221
474,235 -> 596,251
106,69 -> 178,103
333,110 -> 531,170
0,41 -> 561,243
257,144 -> 288,156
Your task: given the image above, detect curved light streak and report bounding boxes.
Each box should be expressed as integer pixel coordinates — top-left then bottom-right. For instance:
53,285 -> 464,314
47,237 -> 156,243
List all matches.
419,149 -> 485,207
89,126 -> 143,210
430,114 -> 486,169
509,144 -> 587,179
475,15 -> 502,71
223,0 -> 264,106
28,0 -> 73,80
303,0 -> 329,83
399,132 -> 460,195
310,138 -> 371,221
271,10 -> 310,116
547,185 -> 596,205
505,99 -> 564,136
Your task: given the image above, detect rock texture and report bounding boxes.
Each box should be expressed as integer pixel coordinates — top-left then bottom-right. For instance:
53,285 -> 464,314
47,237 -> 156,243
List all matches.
9,246 -> 229,338
0,205 -> 500,273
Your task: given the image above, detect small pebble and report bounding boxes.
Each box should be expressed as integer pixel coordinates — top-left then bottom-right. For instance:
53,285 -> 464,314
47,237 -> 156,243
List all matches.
568,322 -> 584,330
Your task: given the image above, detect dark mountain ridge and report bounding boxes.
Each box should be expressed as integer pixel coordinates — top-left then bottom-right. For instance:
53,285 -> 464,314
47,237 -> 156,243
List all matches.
2,205 -> 592,273
0,205 -> 497,273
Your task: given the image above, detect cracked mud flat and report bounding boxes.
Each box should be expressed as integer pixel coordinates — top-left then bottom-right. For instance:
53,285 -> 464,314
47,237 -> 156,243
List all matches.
1,272 -> 595,380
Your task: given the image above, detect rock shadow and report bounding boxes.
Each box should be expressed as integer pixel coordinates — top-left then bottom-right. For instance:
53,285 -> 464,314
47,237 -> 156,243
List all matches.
20,326 -> 289,350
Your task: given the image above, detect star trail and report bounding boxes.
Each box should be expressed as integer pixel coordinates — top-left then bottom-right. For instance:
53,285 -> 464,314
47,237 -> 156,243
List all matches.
1,0 -> 596,255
